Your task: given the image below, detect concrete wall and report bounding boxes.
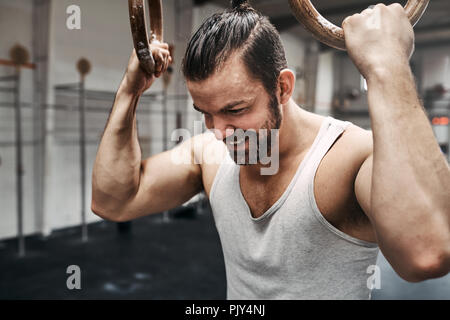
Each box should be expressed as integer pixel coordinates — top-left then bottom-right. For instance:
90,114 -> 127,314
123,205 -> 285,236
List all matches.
0,0 -> 197,239
314,51 -> 334,116
418,45 -> 450,92
280,31 -> 306,106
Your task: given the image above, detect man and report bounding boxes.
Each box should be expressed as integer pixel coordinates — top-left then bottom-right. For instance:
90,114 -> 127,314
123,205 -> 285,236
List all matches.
92,0 -> 449,299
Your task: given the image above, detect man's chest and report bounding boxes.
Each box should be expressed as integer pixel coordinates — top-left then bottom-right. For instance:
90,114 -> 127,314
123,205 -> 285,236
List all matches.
239,165 -> 299,219
242,152 -> 375,243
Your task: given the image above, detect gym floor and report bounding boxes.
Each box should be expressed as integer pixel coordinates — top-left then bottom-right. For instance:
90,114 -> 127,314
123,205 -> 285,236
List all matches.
0,205 -> 227,300
1,202 -> 449,300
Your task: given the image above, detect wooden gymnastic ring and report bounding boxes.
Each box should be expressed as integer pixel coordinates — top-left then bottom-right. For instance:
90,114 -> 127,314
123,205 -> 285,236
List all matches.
288,0 -> 430,51
128,0 -> 163,75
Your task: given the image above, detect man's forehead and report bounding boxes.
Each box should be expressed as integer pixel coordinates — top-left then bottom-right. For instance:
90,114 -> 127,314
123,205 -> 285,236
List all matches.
187,53 -> 251,89
187,75 -> 246,97
188,79 -> 260,112
188,67 -> 246,91
186,53 -> 266,110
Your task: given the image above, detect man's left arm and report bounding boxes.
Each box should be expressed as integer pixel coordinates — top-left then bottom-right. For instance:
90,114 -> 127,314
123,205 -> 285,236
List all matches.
344,3 -> 450,282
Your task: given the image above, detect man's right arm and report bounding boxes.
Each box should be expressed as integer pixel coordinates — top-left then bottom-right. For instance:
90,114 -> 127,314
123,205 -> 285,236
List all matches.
91,45 -> 203,222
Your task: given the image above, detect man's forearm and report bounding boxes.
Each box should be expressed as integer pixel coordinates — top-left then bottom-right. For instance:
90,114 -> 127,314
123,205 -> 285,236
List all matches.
366,63 -> 450,269
91,86 -> 143,216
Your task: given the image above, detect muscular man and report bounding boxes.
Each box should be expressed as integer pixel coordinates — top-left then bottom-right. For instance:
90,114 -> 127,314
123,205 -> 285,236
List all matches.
92,0 -> 450,299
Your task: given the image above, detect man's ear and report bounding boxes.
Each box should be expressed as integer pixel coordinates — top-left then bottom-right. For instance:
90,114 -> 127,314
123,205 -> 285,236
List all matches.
278,69 -> 295,105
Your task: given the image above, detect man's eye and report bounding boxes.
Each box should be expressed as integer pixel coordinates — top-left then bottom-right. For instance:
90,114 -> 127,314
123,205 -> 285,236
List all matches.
228,109 -> 245,114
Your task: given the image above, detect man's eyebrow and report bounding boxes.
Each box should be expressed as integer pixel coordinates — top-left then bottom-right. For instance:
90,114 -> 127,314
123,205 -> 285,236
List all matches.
193,100 -> 247,114
221,100 -> 247,111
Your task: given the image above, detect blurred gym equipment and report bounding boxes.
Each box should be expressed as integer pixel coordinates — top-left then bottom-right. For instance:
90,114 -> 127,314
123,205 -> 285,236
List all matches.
0,44 -> 36,257
425,85 -> 450,160
76,58 -> 92,242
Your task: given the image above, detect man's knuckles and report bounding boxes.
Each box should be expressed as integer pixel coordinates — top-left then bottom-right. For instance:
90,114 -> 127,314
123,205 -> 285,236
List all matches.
344,2 -> 406,28
374,3 -> 386,10
389,3 -> 404,11
360,8 -> 373,16
343,13 -> 362,28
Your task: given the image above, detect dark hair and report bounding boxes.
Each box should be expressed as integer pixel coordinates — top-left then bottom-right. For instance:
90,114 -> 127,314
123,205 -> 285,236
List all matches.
182,0 -> 288,95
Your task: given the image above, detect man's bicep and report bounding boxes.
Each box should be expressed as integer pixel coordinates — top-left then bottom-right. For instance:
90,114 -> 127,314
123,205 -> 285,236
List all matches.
120,139 -> 203,221
355,153 -> 373,217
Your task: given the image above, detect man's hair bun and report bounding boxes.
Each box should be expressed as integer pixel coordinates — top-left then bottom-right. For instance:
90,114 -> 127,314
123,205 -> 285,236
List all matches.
231,0 -> 249,10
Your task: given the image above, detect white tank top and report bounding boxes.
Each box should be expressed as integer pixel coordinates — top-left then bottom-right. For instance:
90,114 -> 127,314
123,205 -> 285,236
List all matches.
209,116 -> 379,299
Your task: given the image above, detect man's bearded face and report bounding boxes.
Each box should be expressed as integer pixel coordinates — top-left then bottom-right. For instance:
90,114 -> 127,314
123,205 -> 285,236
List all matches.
226,94 -> 281,165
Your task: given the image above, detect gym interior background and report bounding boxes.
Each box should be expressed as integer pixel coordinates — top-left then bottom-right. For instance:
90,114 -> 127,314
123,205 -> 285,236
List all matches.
0,0 -> 449,299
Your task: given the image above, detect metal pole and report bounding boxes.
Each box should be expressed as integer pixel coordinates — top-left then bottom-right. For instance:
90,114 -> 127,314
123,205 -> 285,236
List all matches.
79,78 -> 88,242
162,86 -> 170,223
14,67 -> 25,257
32,0 -> 51,238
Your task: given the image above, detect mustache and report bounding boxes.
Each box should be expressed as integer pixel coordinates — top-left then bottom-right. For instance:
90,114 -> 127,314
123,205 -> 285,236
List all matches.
222,129 -> 259,144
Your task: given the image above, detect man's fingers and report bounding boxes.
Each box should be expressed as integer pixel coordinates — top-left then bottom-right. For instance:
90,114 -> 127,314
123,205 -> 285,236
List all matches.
143,40 -> 172,77
150,40 -> 169,50
152,51 -> 162,77
342,16 -> 351,28
158,49 -> 170,57
150,44 -> 172,76
361,8 -> 373,16
389,3 -> 404,13
343,14 -> 361,29
158,52 -> 165,73
131,39 -> 171,77
152,41 -> 168,50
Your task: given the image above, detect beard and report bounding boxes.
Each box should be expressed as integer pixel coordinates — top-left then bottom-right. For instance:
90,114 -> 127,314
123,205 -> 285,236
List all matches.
227,94 -> 282,165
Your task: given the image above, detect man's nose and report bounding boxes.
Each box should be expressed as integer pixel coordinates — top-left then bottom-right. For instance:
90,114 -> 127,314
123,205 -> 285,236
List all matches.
211,118 -> 235,141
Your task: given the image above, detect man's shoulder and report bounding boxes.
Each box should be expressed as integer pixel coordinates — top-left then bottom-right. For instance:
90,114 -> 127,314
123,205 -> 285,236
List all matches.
339,122 -> 373,163
317,121 -> 373,188
190,132 -> 228,196
191,131 -> 228,165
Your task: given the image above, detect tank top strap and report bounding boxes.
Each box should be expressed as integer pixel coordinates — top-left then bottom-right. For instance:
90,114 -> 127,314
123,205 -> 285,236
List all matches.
302,116 -> 351,179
